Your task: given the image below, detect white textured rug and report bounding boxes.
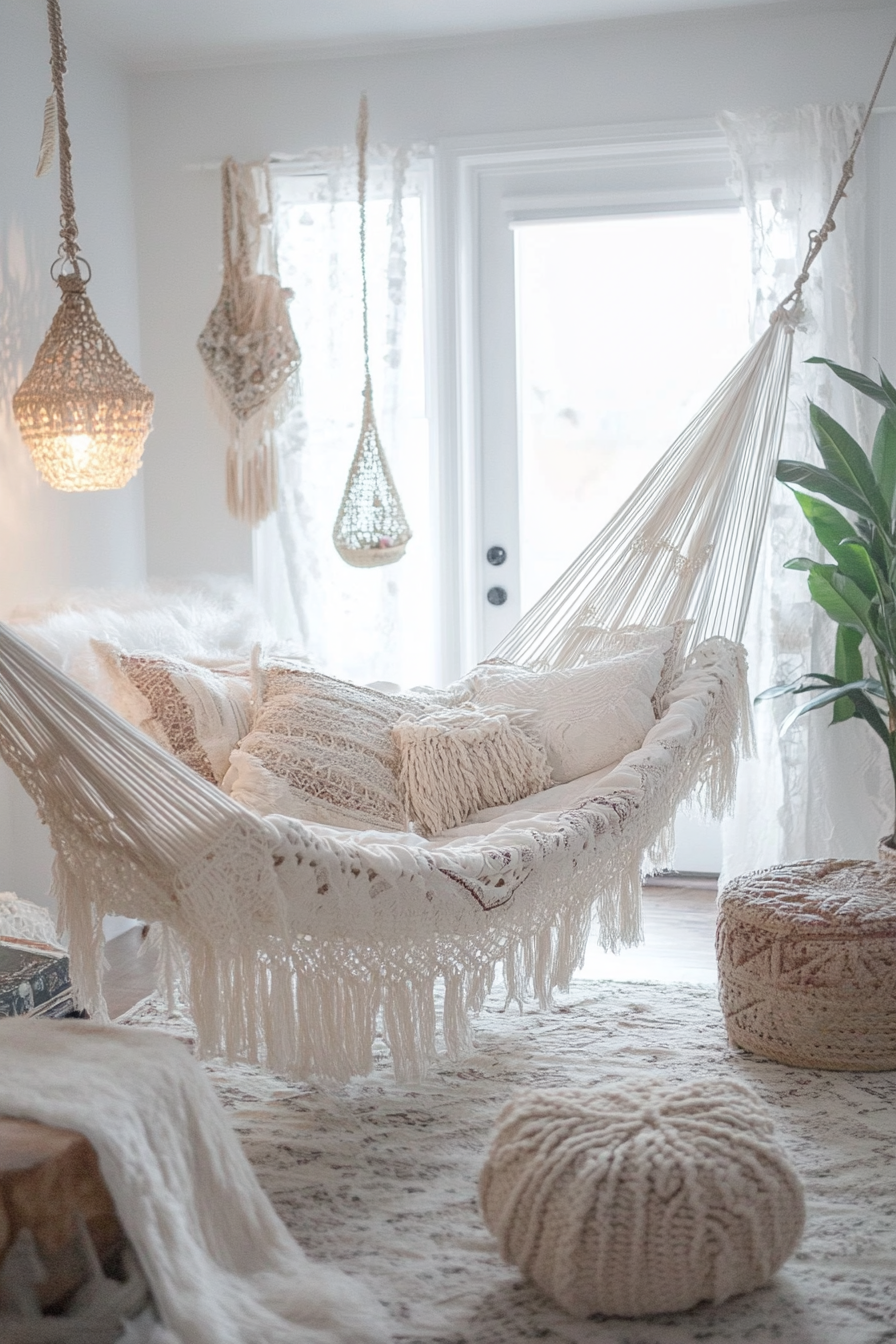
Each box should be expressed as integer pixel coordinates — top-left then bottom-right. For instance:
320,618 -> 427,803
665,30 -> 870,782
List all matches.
121,981 -> 896,1344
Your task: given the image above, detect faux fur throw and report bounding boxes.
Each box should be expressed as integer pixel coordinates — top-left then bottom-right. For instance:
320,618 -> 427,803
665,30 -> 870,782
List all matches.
0,1019 -> 390,1344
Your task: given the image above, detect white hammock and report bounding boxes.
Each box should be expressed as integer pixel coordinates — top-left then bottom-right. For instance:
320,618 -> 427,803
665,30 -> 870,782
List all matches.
0,308 -> 793,1082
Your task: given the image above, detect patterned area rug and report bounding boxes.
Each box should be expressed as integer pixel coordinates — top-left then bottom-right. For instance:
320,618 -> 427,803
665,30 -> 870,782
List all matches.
120,981 -> 896,1344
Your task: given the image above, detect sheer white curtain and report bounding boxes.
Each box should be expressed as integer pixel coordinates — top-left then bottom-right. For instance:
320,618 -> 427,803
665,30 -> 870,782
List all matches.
253,148 -> 436,688
720,105 -> 891,879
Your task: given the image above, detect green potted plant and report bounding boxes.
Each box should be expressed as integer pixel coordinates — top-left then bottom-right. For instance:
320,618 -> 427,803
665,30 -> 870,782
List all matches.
757,357 -> 896,853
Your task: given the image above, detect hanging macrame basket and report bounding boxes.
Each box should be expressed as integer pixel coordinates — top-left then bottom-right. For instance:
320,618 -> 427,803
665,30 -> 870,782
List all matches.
197,159 -> 301,526
333,94 -> 411,569
333,375 -> 412,566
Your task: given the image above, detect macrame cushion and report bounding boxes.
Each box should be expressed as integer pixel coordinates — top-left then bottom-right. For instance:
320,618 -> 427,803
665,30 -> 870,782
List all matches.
479,1078 -> 805,1319
92,642 -> 253,786
391,704 -> 552,837
223,668 -> 424,831
465,648 -> 664,785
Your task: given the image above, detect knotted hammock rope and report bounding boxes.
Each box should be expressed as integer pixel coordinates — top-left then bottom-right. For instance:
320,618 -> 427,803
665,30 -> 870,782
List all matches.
333,94 -> 412,568
198,159 -> 301,525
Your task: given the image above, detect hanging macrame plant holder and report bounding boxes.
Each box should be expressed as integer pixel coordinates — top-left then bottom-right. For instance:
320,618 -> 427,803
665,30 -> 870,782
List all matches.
13,0 -> 153,492
197,159 -> 301,525
333,95 -> 412,568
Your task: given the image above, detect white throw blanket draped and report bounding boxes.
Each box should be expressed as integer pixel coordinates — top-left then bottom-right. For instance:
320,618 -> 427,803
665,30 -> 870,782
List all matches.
0,1018 -> 390,1344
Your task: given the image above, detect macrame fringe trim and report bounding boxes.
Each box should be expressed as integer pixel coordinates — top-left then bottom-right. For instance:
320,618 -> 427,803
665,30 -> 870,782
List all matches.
205,366 -> 301,525
29,637 -> 747,1083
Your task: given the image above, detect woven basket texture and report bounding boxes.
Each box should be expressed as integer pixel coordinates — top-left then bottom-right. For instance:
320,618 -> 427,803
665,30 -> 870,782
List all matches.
717,858 -> 896,1070
13,277 -> 153,491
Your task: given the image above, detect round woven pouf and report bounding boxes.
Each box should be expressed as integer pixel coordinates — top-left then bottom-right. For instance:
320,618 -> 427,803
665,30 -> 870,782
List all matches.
478,1078 -> 804,1319
717,858 -> 896,1070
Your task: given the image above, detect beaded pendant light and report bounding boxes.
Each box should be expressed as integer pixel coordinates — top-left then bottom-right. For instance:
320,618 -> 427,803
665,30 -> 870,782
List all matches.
13,0 -> 153,492
332,94 -> 411,568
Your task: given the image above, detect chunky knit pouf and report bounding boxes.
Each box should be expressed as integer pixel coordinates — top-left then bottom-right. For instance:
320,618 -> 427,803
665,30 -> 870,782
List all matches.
478,1078 -> 804,1318
717,858 -> 896,1070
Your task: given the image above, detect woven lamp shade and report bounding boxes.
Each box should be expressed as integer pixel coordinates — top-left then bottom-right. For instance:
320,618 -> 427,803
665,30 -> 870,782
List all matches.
13,274 -> 153,492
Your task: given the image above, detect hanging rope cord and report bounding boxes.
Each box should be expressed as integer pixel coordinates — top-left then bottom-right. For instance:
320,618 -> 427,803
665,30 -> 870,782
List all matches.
46,0 -> 83,277
779,30 -> 896,312
357,94 -> 375,422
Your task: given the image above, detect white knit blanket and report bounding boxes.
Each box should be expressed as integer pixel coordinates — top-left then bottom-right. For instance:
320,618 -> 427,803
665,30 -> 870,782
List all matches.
0,1018 -> 390,1344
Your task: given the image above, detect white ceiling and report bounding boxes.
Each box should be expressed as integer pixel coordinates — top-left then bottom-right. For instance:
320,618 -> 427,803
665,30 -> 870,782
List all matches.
57,0 -> 847,71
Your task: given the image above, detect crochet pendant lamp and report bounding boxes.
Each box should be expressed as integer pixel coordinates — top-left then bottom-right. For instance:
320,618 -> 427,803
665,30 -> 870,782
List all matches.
13,0 -> 153,492
333,94 -> 411,568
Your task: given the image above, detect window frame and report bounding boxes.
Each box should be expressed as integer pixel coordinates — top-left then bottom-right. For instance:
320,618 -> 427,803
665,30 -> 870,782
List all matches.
432,119 -> 742,679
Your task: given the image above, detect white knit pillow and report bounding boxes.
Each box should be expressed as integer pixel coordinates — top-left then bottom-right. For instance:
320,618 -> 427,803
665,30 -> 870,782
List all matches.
223,667 -> 424,831
92,642 -> 253,785
466,647 -> 664,784
392,704 -> 552,836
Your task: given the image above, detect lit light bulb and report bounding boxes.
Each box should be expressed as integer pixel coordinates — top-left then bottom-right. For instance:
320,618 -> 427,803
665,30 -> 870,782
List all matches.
65,434 -> 94,468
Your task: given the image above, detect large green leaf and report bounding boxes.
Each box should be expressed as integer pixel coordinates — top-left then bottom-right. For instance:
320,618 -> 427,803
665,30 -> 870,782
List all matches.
806,357 -> 896,413
806,564 -> 868,630
783,557 -> 814,571
872,411 -> 896,511
776,460 -> 869,517
780,680 -> 889,743
833,627 -> 864,721
835,625 -> 865,683
790,489 -> 858,560
755,674 -> 842,703
809,403 -> 891,532
829,569 -> 875,629
835,539 -> 882,599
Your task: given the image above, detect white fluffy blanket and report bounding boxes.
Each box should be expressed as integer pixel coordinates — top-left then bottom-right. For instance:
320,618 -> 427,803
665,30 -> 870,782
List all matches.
0,1018 -> 390,1344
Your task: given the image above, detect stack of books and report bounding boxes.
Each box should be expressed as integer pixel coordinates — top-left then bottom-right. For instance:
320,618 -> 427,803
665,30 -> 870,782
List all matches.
0,936 -> 76,1018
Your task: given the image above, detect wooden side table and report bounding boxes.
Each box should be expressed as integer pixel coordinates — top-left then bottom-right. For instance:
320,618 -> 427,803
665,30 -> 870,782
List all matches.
0,1116 -> 125,1312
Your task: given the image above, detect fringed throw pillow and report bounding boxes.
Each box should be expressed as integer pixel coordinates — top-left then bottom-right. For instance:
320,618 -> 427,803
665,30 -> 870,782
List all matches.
92,642 -> 253,784
223,668 -> 424,831
465,647 -> 665,784
392,704 -> 552,836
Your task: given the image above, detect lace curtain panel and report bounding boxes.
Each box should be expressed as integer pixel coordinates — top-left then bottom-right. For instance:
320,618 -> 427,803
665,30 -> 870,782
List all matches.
253,148 -> 436,688
719,105 -> 891,880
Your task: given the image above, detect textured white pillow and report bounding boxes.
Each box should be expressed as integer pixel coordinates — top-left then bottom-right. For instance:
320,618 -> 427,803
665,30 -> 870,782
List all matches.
223,667 -> 425,831
391,704 -> 552,836
551,620 -> 691,715
92,642 -> 253,784
467,647 -> 664,783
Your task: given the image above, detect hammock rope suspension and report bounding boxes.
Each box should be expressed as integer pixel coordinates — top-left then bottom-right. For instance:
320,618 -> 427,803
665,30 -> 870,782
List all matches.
333,94 -> 412,568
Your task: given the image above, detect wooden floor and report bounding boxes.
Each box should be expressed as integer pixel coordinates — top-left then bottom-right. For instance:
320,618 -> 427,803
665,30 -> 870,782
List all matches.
101,879 -> 719,1018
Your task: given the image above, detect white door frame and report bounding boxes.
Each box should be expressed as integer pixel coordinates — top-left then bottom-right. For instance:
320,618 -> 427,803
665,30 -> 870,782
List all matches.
432,118 -> 739,680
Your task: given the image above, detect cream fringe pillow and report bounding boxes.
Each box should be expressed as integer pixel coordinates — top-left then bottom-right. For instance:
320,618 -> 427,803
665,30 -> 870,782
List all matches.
392,704 -> 551,837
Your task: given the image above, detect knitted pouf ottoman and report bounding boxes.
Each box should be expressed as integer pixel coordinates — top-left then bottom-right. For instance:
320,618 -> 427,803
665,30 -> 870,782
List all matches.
478,1078 -> 804,1318
717,858 -> 896,1070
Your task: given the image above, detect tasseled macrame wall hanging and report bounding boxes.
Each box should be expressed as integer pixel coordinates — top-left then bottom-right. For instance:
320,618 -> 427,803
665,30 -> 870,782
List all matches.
333,94 -> 412,568
198,159 -> 301,525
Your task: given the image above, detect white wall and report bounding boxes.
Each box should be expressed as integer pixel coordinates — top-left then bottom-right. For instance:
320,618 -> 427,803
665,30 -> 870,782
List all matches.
130,0 -> 896,589
0,0 -> 145,908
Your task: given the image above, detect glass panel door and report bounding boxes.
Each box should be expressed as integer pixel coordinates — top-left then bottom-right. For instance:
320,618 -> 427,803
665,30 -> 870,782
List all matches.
514,210 -> 751,612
